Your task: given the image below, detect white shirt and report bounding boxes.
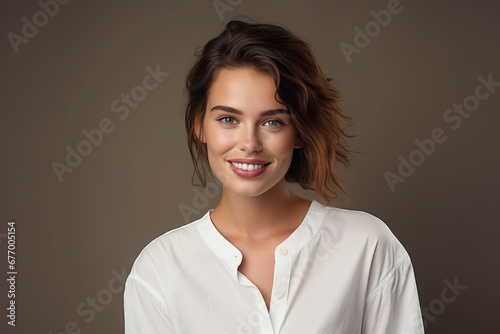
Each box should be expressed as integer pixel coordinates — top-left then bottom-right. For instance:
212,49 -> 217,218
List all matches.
124,200 -> 424,333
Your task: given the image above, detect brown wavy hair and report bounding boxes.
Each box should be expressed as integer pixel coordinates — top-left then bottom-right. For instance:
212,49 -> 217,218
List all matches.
185,20 -> 352,203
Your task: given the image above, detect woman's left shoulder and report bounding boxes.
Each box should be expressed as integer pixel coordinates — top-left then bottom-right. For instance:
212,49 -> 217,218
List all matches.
315,202 -> 407,252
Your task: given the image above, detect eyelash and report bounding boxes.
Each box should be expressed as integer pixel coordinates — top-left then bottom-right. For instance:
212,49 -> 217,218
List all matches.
216,116 -> 285,128
217,116 -> 237,125
264,119 -> 285,127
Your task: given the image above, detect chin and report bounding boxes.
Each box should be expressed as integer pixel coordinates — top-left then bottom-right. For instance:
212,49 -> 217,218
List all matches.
225,184 -> 271,198
225,176 -> 287,199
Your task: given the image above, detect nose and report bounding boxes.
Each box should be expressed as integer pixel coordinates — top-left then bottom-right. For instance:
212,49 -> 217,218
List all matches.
238,125 -> 262,154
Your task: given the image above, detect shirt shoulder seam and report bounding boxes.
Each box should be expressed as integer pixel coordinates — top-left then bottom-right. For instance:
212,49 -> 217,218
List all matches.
364,252 -> 411,306
127,273 -> 168,309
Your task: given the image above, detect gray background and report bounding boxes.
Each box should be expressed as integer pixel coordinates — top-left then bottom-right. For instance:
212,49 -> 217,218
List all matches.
1,0 -> 499,333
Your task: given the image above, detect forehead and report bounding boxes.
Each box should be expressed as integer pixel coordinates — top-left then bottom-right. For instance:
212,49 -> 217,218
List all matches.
207,67 -> 285,111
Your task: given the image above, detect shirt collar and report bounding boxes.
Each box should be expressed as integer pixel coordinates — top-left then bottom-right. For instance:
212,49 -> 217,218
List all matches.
197,210 -> 243,281
275,200 -> 327,258
196,200 -> 327,281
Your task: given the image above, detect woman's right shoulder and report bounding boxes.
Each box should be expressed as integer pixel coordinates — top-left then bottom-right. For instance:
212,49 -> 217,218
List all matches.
129,214 -> 208,276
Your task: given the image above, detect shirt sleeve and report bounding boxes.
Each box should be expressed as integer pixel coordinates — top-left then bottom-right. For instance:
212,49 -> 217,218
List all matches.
361,252 -> 425,334
124,273 -> 175,334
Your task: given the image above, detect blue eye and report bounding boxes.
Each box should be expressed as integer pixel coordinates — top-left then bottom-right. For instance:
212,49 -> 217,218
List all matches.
264,119 -> 283,127
218,116 -> 236,124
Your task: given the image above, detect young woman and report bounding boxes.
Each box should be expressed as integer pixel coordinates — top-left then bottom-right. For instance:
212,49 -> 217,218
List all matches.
124,20 -> 424,333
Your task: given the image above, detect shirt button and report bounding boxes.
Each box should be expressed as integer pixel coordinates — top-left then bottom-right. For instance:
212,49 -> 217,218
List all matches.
279,247 -> 288,256
275,290 -> 285,299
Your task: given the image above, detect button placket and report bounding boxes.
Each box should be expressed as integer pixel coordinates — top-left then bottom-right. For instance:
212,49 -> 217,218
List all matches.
251,288 -> 274,333
270,248 -> 292,333
273,248 -> 288,302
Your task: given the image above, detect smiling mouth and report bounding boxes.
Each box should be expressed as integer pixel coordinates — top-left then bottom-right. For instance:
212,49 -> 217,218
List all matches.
230,162 -> 268,171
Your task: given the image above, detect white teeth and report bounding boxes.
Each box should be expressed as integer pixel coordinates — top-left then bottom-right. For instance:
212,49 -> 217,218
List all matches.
231,162 -> 264,171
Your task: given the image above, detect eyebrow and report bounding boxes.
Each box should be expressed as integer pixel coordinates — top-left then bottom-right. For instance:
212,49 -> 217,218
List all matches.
210,105 -> 290,116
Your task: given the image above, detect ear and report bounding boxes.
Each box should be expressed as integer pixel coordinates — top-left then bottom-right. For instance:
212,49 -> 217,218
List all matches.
294,134 -> 303,149
194,114 -> 206,143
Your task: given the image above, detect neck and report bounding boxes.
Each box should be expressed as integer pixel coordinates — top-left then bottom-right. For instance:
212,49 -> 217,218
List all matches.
210,180 -> 311,241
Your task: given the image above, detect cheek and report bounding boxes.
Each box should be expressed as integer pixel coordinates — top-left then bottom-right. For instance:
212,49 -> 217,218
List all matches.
205,127 -> 235,154
266,132 -> 297,159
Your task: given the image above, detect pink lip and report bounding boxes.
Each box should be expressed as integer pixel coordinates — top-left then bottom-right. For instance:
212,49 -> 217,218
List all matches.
227,160 -> 271,178
228,158 -> 270,164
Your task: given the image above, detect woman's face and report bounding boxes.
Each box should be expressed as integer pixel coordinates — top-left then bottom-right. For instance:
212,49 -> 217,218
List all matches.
199,67 -> 301,198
